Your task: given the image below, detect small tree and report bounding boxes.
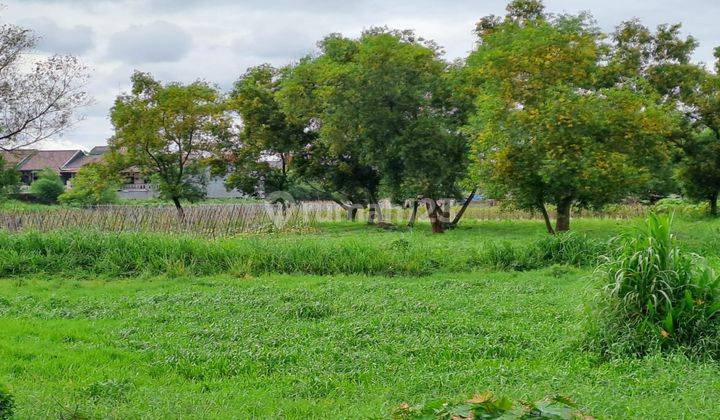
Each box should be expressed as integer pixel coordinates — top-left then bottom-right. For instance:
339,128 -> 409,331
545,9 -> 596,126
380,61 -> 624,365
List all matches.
29,168 -> 65,204
676,52 -> 720,215
0,156 -> 20,200
59,162 -> 121,206
110,72 -> 229,217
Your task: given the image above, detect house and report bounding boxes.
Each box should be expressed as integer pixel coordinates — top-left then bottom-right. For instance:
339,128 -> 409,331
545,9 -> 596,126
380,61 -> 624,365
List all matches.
1,146 -> 244,199
1,149 -> 85,185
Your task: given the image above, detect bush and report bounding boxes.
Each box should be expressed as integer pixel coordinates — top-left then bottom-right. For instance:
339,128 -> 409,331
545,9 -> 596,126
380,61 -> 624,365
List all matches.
29,168 -> 65,204
589,214 -> 720,358
59,163 -> 119,206
0,385 -> 14,420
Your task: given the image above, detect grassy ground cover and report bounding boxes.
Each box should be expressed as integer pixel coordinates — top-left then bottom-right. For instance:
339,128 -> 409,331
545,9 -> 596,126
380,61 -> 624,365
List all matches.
1,217 -> 719,418
1,271 -> 719,418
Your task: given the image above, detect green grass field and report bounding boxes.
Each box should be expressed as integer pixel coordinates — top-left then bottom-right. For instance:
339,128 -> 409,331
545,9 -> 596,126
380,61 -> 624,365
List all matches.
1,217 -> 720,418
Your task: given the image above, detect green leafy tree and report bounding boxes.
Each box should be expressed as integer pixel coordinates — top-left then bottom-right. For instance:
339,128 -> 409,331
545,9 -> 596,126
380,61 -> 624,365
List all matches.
280,29 -> 468,231
29,167 -> 65,204
215,64 -> 312,205
59,162 -> 121,206
110,71 -> 229,217
0,156 -> 21,199
278,39 -> 382,222
464,1 -> 679,233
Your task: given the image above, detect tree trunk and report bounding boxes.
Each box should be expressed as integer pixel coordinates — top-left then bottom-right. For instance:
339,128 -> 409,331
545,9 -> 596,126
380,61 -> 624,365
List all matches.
348,206 -> 359,222
367,202 -> 382,224
555,198 -> 572,232
172,197 -> 185,221
408,199 -> 419,227
451,188 -> 477,228
425,199 -> 445,233
711,192 -> 719,217
539,203 -> 555,235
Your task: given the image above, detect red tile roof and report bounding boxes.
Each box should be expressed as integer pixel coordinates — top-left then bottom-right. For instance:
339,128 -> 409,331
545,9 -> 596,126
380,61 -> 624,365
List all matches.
20,150 -> 83,172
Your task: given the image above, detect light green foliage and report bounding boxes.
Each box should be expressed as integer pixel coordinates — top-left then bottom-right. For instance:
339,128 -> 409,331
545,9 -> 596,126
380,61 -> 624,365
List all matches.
28,167 -> 65,204
110,71 -> 230,213
59,163 -> 120,206
464,2 -> 680,232
591,214 -> 720,358
0,224 -> 607,278
0,156 -> 20,199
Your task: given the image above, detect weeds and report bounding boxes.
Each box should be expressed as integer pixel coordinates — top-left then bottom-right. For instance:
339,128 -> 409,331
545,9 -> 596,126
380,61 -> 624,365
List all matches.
393,392 -> 589,419
0,229 -> 607,278
589,214 -> 720,358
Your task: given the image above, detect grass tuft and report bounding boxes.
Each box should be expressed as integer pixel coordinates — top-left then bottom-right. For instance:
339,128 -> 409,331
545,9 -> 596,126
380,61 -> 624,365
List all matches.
589,214 -> 720,359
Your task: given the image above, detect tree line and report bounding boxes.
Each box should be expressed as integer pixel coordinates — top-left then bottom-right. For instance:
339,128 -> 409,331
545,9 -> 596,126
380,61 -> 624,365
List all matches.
3,1 -> 720,234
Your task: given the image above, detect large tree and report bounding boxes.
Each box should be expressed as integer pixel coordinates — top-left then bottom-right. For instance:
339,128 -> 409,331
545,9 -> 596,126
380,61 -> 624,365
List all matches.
0,18 -> 90,150
464,1 -> 679,233
277,37 -> 383,222
110,72 -> 229,217
279,29 -> 468,231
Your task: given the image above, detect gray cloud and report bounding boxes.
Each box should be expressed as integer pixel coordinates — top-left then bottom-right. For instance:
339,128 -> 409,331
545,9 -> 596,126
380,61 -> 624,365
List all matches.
22,17 -> 94,54
107,21 -> 192,64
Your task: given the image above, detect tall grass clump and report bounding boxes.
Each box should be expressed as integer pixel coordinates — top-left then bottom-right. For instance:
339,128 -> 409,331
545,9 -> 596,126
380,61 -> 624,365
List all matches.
479,232 -> 606,271
589,214 -> 720,358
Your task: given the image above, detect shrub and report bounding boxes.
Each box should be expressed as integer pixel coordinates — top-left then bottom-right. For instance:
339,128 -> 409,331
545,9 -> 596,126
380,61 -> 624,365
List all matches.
589,214 -> 720,358
59,163 -> 119,206
0,384 -> 14,420
29,168 -> 65,204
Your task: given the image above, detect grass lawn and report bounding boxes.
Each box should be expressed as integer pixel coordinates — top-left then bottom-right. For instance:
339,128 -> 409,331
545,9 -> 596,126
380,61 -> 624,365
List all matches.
1,218 -> 720,418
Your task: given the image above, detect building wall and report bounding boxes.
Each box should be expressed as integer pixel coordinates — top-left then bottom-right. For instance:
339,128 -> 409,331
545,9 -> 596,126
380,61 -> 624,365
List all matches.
118,175 -> 244,200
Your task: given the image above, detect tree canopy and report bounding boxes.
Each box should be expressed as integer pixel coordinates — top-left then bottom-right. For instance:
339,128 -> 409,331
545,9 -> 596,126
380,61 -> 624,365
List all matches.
464,2 -> 680,232
110,72 -> 230,216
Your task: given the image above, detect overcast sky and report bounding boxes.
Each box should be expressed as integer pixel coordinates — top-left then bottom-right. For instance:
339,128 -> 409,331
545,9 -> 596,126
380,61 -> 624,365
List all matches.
5,0 -> 720,150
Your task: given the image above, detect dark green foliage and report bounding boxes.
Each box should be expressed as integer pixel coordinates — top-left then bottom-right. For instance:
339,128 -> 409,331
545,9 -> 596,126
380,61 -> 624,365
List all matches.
677,130 -> 720,215
393,393 -> 587,419
29,168 -> 65,204
0,385 -> 14,420
590,214 -> 720,358
219,64 -> 313,198
479,231 -> 606,270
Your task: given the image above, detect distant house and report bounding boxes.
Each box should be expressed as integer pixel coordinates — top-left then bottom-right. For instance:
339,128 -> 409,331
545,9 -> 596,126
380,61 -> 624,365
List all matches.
1,149 -> 85,185
1,146 -> 244,199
